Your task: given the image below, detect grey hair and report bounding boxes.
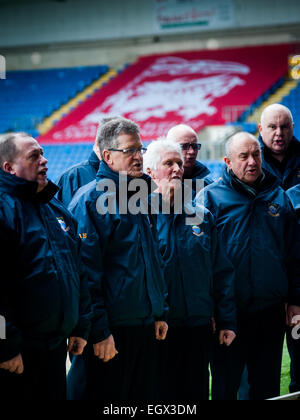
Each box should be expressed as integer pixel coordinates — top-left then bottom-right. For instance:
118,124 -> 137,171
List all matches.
225,132 -> 260,159
0,132 -> 29,168
96,117 -> 140,157
143,137 -> 183,172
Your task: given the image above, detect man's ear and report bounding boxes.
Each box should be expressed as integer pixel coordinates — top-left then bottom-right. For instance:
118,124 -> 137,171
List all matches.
258,124 -> 262,135
3,161 -> 14,174
102,149 -> 112,165
224,156 -> 231,170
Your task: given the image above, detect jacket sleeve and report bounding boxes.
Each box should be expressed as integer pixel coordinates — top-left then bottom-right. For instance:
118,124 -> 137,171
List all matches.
210,215 -> 237,333
69,197 -> 112,344
69,226 -> 93,341
56,170 -> 77,207
0,209 -> 22,363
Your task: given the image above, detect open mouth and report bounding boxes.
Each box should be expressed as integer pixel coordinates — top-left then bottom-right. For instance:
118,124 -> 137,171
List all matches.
246,168 -> 258,175
38,168 -> 48,177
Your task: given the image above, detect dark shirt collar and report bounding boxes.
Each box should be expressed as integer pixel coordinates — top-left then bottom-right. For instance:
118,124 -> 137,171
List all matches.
0,169 -> 58,203
88,150 -> 101,170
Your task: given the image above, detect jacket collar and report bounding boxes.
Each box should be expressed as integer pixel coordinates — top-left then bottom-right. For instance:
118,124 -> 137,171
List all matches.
183,160 -> 210,180
88,150 -> 101,170
0,169 -> 58,203
222,166 -> 279,198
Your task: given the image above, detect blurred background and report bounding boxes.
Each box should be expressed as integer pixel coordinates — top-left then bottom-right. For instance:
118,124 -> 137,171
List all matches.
0,0 -> 300,181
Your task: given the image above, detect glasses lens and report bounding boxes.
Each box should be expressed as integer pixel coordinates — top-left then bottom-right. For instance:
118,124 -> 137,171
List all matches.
181,143 -> 201,151
125,148 -> 147,155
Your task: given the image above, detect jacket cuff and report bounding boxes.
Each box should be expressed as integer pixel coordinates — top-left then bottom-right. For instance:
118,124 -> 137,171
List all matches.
90,327 -> 111,344
0,337 -> 22,364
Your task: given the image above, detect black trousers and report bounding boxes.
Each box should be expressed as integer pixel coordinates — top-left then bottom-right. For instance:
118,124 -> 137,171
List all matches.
83,326 -> 159,402
211,304 -> 286,400
158,325 -> 213,402
0,341 -> 67,401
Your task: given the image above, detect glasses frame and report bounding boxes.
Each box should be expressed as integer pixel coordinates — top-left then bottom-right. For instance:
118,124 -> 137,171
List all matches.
179,143 -> 202,151
107,147 -> 147,156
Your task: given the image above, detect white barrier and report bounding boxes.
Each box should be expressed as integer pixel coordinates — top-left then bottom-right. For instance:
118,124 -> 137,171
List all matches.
268,392 -> 300,401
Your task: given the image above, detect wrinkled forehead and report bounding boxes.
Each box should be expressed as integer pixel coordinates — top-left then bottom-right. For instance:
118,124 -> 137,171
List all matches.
263,109 -> 293,126
116,132 -> 141,148
15,136 -> 42,155
175,131 -> 198,144
160,149 -> 183,162
233,138 -> 261,155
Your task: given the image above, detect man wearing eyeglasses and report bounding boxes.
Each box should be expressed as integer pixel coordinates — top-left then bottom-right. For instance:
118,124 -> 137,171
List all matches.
68,117 -> 168,401
167,124 -> 214,195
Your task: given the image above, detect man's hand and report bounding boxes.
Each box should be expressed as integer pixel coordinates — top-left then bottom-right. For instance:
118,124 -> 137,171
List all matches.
155,321 -> 168,341
219,330 -> 236,347
93,334 -> 118,363
68,337 -> 87,356
0,354 -> 24,374
287,305 -> 300,327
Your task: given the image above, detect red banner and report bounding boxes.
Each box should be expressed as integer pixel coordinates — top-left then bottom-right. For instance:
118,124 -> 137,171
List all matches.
38,43 -> 298,144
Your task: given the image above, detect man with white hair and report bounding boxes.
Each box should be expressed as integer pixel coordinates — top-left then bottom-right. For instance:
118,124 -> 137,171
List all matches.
197,131 -> 300,400
167,124 -> 213,195
258,103 -> 300,190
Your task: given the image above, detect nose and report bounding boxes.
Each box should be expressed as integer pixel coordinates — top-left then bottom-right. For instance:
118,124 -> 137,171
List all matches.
275,126 -> 283,137
173,163 -> 183,173
41,155 -> 48,165
248,155 -> 256,166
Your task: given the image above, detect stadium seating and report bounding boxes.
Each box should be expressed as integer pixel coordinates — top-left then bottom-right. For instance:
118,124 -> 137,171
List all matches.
281,83 -> 300,139
0,65 -> 109,136
43,143 -> 93,182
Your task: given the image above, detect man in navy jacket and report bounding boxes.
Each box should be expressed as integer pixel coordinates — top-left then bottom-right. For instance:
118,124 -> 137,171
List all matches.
144,138 -> 236,401
197,132 -> 300,400
0,132 -> 91,401
68,117 -> 168,401
287,184 -> 300,393
258,103 -> 300,191
259,104 -> 300,396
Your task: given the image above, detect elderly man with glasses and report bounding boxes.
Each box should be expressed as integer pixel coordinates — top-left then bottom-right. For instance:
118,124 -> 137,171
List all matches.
167,124 -> 214,195
68,117 -> 168,402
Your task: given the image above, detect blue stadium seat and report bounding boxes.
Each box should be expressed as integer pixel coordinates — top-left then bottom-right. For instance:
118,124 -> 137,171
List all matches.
0,65 -> 109,136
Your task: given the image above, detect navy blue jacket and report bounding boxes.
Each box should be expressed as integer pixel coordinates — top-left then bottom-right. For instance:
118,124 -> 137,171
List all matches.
183,160 -> 214,197
259,135 -> 300,191
197,168 -> 300,312
56,151 -> 100,206
68,161 -> 168,343
0,170 -> 92,363
287,184 -> 300,214
152,198 -> 236,331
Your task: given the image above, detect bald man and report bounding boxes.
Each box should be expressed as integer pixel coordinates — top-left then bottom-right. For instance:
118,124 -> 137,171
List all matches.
258,104 -> 300,190
167,124 -> 213,195
196,132 -> 300,400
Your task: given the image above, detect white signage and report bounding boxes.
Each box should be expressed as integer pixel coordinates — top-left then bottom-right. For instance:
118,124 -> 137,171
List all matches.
155,0 -> 235,32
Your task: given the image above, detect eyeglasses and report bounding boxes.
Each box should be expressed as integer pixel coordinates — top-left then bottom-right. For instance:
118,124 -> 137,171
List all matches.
179,143 -> 202,151
107,147 -> 147,156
